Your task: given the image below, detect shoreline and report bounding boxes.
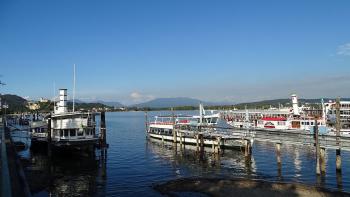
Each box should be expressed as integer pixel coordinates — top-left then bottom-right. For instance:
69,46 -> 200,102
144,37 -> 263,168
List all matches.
154,177 -> 348,197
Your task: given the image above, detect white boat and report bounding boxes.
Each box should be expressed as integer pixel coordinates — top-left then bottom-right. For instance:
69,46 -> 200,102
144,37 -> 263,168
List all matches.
48,89 -> 98,149
30,120 -> 48,143
147,104 -> 248,149
224,94 -> 331,134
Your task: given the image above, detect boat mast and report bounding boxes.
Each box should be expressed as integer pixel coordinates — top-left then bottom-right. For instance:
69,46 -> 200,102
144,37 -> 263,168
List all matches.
53,82 -> 56,112
73,64 -> 76,112
199,103 -> 203,125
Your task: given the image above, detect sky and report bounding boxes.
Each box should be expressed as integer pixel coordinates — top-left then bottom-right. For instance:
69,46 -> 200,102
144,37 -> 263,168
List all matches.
0,0 -> 350,105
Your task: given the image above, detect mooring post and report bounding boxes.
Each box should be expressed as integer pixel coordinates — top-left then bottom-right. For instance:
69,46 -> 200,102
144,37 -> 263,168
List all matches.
199,133 -> 204,152
336,149 -> 341,172
245,139 -> 251,157
101,111 -> 106,147
196,134 -> 199,151
92,112 -> 96,135
320,147 -> 326,174
173,127 -> 177,143
216,136 -> 221,154
47,115 -> 52,156
183,133 -> 185,149
179,132 -> 182,147
315,118 -> 321,175
275,142 -> 281,164
336,97 -> 341,172
211,137 -> 215,153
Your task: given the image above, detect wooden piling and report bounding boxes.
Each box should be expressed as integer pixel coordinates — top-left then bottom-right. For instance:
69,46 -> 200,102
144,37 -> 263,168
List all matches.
275,143 -> 281,164
92,112 -> 96,135
336,148 -> 341,172
216,136 -> 221,154
100,111 -> 106,147
212,137 -> 215,153
47,115 -> 52,156
173,128 -> 177,143
179,132 -> 182,146
199,134 -> 204,153
336,97 -> 341,172
245,140 -> 251,157
320,147 -> 326,174
315,119 -> 321,175
196,134 -> 199,151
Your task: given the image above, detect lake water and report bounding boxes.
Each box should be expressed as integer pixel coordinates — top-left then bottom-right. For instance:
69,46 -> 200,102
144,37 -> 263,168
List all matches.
12,111 -> 350,196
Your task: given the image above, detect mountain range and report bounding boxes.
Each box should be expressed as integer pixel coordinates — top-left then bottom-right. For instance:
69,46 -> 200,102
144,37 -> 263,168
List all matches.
132,97 -> 234,108
2,94 -> 350,112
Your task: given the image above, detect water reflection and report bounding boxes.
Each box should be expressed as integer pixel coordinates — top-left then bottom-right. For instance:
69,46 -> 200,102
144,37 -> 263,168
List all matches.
147,136 -> 349,194
146,137 -> 257,179
12,137 -> 107,197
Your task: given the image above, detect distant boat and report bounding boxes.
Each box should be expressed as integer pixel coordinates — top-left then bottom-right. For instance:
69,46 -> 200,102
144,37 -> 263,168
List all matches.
222,94 -> 350,136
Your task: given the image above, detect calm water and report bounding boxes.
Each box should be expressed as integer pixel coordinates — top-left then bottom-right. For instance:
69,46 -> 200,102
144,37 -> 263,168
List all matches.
12,111 -> 350,196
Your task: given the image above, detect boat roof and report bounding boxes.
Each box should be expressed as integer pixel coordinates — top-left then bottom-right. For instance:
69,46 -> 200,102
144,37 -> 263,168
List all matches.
51,111 -> 91,118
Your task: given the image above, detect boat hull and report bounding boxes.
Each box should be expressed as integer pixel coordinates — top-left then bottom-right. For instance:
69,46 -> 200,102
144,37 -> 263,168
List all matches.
148,132 -> 246,149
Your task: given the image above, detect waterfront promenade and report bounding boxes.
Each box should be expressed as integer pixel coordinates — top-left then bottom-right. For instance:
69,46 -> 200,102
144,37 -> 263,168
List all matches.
1,117 -> 31,197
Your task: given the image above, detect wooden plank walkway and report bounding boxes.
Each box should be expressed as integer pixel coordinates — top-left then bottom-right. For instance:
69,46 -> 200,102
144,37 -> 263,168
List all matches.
177,126 -> 350,151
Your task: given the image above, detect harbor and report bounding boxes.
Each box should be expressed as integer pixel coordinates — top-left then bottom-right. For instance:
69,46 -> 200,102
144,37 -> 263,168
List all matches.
1,109 -> 350,196
1,1 -> 350,196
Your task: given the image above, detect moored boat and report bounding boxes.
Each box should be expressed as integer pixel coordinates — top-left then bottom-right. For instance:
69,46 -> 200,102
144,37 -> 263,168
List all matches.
147,104 -> 250,149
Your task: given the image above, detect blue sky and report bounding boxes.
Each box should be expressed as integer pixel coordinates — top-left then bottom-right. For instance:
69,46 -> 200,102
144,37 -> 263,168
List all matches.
0,0 -> 349,104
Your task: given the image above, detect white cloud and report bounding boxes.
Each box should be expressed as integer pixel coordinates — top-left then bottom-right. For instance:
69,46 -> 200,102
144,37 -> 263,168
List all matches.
337,43 -> 350,56
130,91 -> 154,102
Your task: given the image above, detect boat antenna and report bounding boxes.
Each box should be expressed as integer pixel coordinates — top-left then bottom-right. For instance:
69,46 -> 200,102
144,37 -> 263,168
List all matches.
53,81 -> 56,110
73,64 -> 76,112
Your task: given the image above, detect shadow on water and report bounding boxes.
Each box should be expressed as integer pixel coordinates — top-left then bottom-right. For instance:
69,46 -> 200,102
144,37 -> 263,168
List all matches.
20,145 -> 107,197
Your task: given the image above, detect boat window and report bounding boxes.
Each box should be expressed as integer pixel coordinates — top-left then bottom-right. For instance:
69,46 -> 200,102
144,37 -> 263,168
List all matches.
64,130 -> 69,137
70,129 -> 76,137
60,130 -> 63,137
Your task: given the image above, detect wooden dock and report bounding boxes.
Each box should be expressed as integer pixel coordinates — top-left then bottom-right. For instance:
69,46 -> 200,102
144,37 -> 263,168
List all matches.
151,123 -> 348,174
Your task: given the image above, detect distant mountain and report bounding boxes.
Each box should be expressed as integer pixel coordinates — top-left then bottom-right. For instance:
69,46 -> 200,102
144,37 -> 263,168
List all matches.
95,101 -> 124,108
68,99 -> 85,103
69,99 -> 124,108
133,97 -> 204,108
1,94 -> 28,112
233,98 -> 350,109
67,102 -> 109,110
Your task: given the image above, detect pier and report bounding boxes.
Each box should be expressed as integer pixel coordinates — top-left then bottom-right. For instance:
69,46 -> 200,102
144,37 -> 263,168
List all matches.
149,121 -> 350,176
0,109 -> 108,196
1,117 -> 31,197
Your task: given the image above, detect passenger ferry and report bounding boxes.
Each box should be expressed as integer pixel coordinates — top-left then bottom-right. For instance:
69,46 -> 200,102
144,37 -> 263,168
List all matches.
147,104 -> 250,148
49,89 -> 98,149
223,94 -> 350,137
224,94 -> 328,133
